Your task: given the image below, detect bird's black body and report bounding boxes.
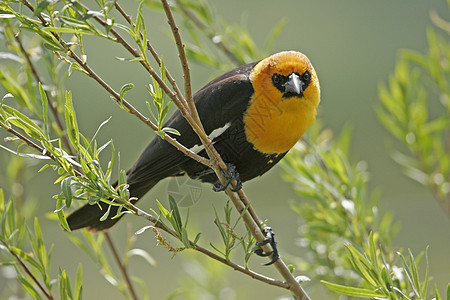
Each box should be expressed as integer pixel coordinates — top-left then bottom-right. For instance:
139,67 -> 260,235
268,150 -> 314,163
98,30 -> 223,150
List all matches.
67,61 -> 286,231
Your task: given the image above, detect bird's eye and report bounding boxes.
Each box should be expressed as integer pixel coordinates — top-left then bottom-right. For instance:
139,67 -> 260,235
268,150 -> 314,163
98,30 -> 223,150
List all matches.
302,71 -> 311,83
272,73 -> 282,85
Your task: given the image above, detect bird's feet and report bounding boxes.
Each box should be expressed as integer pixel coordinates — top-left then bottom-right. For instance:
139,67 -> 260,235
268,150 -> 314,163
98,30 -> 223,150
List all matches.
213,163 -> 242,192
254,226 -> 279,266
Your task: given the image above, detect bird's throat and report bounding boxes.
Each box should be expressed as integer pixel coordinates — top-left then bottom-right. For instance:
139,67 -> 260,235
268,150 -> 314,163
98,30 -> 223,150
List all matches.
243,94 -> 316,154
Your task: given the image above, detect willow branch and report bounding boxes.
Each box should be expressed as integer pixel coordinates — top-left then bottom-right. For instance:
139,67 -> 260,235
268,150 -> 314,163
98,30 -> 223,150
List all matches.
104,232 -> 138,300
113,3 -> 186,109
81,2 -> 214,170
125,203 -> 290,290
79,2 -> 188,115
81,3 -> 214,168
1,126 -> 83,180
161,1 -> 194,119
0,240 -> 53,300
160,1 -> 310,299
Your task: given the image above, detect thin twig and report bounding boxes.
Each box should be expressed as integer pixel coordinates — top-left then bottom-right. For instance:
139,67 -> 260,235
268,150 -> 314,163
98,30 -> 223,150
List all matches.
161,1 -> 220,167
1,125 -> 83,178
159,2 -> 310,299
113,3 -> 186,109
80,2 -> 188,116
0,240 -> 53,300
104,232 -> 139,300
161,0 -> 194,118
85,2 -> 212,169
129,205 -> 291,290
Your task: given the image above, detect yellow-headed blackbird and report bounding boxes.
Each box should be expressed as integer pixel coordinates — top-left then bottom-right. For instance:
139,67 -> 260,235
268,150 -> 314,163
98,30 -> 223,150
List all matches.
67,51 -> 320,231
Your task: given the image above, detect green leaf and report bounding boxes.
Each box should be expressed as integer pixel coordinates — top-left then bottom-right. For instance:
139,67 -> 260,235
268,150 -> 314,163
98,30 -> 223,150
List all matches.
64,91 -> 80,148
55,197 -> 70,231
2,105 -> 45,140
193,232 -> 201,245
34,0 -> 52,16
43,42 -> 65,51
18,275 -> 42,300
162,127 -> 180,136
434,284 -> 442,300
99,202 -> 112,221
38,83 -> 49,138
368,232 -> 379,273
75,264 -> 83,300
118,169 -> 127,187
321,281 -> 385,298
168,195 -> 183,234
156,200 -> 170,220
119,83 -> 134,102
213,206 -> 227,245
345,244 -> 378,288
0,14 -> 15,19
42,27 -> 97,35
398,250 -> 420,298
61,177 -> 73,208
111,204 -> 125,219
114,56 -> 144,62
0,144 -> 50,160
11,245 -> 44,273
422,246 -> 430,298
446,283 -> 449,300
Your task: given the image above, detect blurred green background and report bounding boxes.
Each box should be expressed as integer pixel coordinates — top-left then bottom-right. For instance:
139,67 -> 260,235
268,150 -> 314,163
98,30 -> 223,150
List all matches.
0,0 -> 449,299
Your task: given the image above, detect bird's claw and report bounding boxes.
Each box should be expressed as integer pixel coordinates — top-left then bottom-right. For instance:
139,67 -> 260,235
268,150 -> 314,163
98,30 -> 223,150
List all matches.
213,163 -> 242,192
254,226 -> 279,266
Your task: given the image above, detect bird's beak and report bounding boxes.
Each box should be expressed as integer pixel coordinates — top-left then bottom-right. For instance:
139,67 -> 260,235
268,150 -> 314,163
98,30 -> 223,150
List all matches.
284,73 -> 302,96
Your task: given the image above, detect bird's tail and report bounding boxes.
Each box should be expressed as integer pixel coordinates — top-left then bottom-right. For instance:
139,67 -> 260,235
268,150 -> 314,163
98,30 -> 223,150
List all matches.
66,178 -> 159,231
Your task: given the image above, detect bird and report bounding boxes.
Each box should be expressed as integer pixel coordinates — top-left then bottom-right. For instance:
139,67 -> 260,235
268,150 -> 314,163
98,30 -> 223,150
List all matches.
67,51 -> 320,233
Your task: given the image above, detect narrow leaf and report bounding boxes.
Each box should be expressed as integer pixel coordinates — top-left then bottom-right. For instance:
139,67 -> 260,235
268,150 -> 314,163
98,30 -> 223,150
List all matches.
119,83 -> 134,102
322,281 -> 385,298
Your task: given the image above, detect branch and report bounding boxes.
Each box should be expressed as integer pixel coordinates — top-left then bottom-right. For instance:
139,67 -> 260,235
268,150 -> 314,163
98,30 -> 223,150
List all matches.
159,1 -> 310,299
126,204 -> 291,290
104,232 -> 138,300
80,2 -> 189,115
112,3 -> 187,112
0,240 -> 53,300
0,124 -> 82,176
161,0 -> 195,119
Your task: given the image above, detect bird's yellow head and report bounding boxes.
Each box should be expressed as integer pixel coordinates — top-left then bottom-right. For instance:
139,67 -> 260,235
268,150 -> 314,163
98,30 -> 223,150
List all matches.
244,51 -> 320,154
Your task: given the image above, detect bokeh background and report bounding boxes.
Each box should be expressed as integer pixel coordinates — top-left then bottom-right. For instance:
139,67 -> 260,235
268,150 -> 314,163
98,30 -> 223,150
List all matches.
0,0 -> 449,299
